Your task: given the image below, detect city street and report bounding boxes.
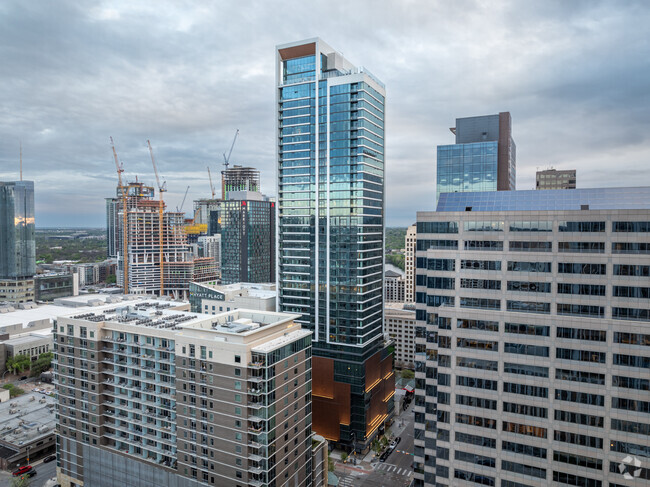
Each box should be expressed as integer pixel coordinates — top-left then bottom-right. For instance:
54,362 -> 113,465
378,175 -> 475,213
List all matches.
0,459 -> 57,487
334,402 -> 414,487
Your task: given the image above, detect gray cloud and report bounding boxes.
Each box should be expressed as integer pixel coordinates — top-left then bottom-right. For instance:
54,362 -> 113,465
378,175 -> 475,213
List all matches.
0,0 -> 649,227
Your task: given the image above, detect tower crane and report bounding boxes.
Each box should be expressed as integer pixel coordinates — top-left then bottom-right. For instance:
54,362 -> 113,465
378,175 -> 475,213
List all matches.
177,185 -> 190,213
110,136 -> 129,294
147,139 -> 166,297
207,166 -> 216,199
222,129 -> 239,198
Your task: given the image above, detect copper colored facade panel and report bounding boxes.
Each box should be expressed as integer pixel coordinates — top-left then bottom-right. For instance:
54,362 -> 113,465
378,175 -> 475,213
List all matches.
278,43 -> 316,61
312,356 -> 351,441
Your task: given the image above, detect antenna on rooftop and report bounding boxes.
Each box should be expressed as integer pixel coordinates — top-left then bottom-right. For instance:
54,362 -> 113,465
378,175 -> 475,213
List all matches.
19,141 -> 22,181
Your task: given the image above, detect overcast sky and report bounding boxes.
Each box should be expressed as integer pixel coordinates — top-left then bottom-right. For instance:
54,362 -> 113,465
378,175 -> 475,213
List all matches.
1,0 -> 649,227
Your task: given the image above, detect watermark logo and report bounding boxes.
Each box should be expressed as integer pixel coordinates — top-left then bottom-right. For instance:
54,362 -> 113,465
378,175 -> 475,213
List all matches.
619,455 -> 642,480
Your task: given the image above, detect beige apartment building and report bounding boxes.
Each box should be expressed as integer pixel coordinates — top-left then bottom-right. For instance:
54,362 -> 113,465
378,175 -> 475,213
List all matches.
54,302 -> 318,487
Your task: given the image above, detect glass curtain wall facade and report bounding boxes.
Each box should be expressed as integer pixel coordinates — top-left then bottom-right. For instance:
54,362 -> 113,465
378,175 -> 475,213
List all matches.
220,199 -> 275,284
0,181 -> 35,279
436,113 -> 516,202
276,39 -> 394,450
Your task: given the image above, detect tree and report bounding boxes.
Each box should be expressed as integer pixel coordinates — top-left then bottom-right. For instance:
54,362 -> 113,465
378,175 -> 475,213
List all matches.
11,476 -> 31,487
400,369 -> 415,379
6,354 -> 31,374
106,274 -> 117,284
30,352 -> 53,377
340,452 -> 348,463
3,384 -> 25,398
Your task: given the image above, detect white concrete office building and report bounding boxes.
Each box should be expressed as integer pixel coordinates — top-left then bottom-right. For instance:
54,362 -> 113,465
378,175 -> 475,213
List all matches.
413,188 -> 650,487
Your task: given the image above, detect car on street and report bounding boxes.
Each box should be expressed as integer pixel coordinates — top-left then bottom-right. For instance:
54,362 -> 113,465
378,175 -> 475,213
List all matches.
395,436 -> 402,445
389,440 -> 397,450
13,465 -> 34,477
43,454 -> 57,463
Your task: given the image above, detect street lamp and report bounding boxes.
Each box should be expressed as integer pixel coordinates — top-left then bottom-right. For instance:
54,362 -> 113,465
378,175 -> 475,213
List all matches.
26,446 -> 30,465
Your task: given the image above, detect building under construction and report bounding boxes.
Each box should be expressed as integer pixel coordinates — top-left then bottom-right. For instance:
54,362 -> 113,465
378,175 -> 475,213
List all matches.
115,181 -> 217,299
222,165 -> 260,198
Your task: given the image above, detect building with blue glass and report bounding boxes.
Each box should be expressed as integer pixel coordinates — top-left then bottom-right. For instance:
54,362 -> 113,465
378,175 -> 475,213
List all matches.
414,187 -> 650,487
436,112 -> 516,202
0,181 -> 35,303
276,38 -> 394,451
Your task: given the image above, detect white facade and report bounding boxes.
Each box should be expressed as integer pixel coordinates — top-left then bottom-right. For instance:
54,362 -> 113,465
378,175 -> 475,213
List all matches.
414,208 -> 650,487
384,305 -> 416,368
405,224 -> 417,303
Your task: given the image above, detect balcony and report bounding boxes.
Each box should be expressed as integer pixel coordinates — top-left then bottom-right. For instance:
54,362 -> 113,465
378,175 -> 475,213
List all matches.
248,361 -> 265,370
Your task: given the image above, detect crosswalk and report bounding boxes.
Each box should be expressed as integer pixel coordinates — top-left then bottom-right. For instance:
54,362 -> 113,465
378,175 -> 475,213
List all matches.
374,463 -> 412,476
338,475 -> 355,487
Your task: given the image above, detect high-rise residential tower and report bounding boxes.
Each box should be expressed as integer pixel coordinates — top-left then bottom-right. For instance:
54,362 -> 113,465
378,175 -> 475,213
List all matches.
0,181 -> 35,303
276,38 -> 394,450
536,168 -> 577,190
414,187 -> 650,487
436,112 -> 516,202
54,302 -> 317,487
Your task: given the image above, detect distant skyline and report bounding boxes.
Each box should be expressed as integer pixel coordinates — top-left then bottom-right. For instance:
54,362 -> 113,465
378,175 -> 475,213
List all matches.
1,0 -> 649,227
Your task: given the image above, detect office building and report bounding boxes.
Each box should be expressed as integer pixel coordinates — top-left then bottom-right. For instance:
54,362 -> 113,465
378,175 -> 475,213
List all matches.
385,270 -> 405,303
114,182 -> 218,299
384,303 -> 416,369
55,304 -> 315,487
414,187 -> 650,487
276,38 -> 394,450
404,224 -> 417,303
220,192 -> 275,285
34,273 -> 79,301
436,113 -> 516,202
189,281 -> 276,314
536,168 -> 577,190
0,181 -> 35,303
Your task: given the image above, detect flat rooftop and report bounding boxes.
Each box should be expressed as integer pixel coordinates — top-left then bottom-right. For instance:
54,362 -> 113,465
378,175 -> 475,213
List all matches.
0,392 -> 56,446
196,282 -> 277,299
0,295 -> 185,332
67,305 -> 302,339
437,187 -> 650,212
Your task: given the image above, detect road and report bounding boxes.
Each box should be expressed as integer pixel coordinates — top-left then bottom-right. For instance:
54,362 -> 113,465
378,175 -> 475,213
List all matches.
0,459 -> 57,487
360,409 -> 414,487
330,400 -> 415,487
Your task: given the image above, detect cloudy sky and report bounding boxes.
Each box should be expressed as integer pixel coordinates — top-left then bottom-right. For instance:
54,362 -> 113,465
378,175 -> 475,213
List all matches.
1,0 -> 649,227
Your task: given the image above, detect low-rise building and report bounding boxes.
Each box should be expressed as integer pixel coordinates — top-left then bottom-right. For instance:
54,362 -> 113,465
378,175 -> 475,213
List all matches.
189,281 -> 276,314
0,392 -> 57,470
0,278 -> 34,304
34,273 -> 79,301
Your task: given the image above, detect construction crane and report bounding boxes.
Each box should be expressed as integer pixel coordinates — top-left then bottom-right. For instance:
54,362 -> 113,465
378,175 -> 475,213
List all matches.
207,166 -> 216,199
147,140 -> 166,297
110,136 -> 129,295
177,185 -> 190,213
222,129 -> 239,198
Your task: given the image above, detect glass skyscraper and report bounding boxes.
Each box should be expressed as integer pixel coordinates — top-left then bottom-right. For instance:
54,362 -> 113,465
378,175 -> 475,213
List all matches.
0,180 -> 35,279
276,38 -> 394,450
436,112 -> 516,202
